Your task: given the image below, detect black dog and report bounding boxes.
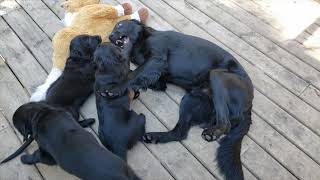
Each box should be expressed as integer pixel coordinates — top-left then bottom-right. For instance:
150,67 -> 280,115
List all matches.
94,42 -> 146,160
10,102 -> 140,180
107,20 -> 254,180
45,35 -> 101,124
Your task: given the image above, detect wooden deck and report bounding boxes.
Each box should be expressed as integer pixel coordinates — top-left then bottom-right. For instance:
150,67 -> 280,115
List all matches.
1,0 -> 320,179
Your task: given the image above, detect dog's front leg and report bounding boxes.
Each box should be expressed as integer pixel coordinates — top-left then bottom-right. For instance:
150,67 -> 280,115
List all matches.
21,149 -> 56,165
104,51 -> 168,97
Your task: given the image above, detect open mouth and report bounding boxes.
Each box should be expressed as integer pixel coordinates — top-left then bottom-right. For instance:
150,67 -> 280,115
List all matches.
115,36 -> 129,48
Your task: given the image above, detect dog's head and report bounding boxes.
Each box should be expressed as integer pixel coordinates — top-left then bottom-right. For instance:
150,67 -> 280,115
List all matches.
109,20 -> 153,50
94,42 -> 130,77
68,35 -> 102,61
13,102 -> 51,141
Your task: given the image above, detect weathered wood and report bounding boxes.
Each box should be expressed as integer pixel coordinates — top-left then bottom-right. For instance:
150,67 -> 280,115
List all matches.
15,0 -> 64,38
0,112 -> 43,180
2,8 -> 53,72
186,0 -> 320,90
0,0 -> 20,15
240,137 -> 297,180
300,85 -> 320,111
249,113 -> 320,180
253,90 -> 320,164
158,0 -> 307,95
0,18 -> 47,93
247,0 -> 320,42
41,0 -> 64,19
214,0 -> 320,71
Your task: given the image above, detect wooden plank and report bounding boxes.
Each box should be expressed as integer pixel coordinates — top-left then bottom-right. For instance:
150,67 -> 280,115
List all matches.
240,137 -> 297,180
15,0 -> 64,38
0,112 -> 43,180
300,85 -> 320,111
158,0 -> 308,96
248,113 -> 320,180
40,0 -> 64,19
248,0 -> 320,40
81,95 -> 214,180
186,0 -> 320,90
213,0 -> 320,71
0,18 -> 47,93
253,90 -> 320,164
0,0 -> 21,15
2,8 -> 53,72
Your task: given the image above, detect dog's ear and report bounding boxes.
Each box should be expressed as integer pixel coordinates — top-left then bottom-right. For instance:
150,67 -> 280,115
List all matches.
29,107 -> 51,139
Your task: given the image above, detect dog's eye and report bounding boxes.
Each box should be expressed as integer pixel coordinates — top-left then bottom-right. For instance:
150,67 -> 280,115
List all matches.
118,23 -> 122,27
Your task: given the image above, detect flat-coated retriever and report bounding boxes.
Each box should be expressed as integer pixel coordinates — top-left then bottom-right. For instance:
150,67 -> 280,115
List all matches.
5,102 -> 140,180
45,35 -> 101,125
94,42 -> 146,160
106,20 -> 254,180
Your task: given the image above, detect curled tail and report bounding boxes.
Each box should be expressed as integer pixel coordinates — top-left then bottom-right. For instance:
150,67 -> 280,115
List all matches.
217,114 -> 251,180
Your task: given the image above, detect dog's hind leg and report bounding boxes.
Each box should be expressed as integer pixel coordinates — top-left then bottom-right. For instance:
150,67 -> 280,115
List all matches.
202,69 -> 253,142
21,149 -> 56,165
78,118 -> 96,128
143,92 -> 211,144
201,69 -> 232,142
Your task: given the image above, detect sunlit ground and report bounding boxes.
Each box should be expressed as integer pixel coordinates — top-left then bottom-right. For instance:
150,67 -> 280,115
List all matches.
0,0 -> 19,16
237,0 -> 320,62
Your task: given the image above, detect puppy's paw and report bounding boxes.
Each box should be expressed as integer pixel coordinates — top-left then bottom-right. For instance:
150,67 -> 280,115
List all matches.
201,128 -> 222,142
21,154 -> 35,165
143,133 -> 160,144
121,3 -> 132,15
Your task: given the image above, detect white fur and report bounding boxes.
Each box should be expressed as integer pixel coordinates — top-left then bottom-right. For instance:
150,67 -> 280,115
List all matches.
30,68 -> 62,102
62,12 -> 78,26
114,4 -> 124,16
131,11 -> 140,22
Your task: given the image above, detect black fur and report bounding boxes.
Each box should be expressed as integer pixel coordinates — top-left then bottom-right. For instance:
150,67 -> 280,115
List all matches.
108,20 -> 254,180
46,35 -> 101,123
94,42 -> 146,160
12,102 -> 140,180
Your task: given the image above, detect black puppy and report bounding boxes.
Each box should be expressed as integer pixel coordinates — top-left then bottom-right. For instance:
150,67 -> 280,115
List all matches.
94,42 -> 146,160
107,20 -> 254,180
45,35 -> 101,125
11,102 -> 140,180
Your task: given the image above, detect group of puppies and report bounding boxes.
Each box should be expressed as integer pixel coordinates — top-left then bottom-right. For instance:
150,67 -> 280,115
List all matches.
2,20 -> 254,180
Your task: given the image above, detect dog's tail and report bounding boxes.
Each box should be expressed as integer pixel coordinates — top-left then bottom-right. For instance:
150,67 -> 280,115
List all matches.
1,136 -> 34,164
217,113 -> 251,180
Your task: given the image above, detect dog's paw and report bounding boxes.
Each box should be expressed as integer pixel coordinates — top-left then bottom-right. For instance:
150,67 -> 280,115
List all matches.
21,154 -> 35,165
201,128 -> 222,142
143,133 -> 160,144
